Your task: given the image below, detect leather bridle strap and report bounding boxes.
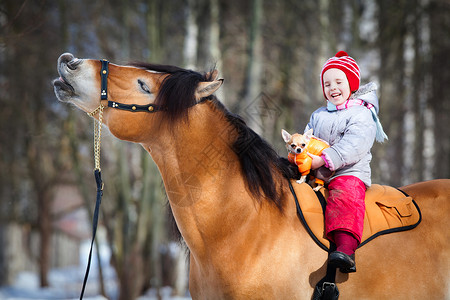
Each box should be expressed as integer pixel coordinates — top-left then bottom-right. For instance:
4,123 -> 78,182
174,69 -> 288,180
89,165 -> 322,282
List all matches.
107,100 -> 161,112
99,59 -> 163,113
100,59 -> 108,101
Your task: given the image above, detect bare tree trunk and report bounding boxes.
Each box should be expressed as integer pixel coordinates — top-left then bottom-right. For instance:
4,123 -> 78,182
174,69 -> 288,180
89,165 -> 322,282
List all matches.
411,0 -> 426,183
37,190 -> 51,287
120,0 -> 131,60
429,0 -> 450,179
149,165 -> 165,299
24,109 -> 54,288
208,0 -> 224,103
147,1 -> 162,62
376,0 -> 408,186
184,0 -> 198,69
138,154 -> 163,299
241,0 -> 264,134
24,65 -> 54,290
274,0 -> 305,141
115,143 -> 142,300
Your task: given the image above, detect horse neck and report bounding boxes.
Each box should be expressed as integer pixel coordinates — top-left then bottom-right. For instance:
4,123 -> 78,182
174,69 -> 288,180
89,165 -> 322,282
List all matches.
141,101 -> 267,257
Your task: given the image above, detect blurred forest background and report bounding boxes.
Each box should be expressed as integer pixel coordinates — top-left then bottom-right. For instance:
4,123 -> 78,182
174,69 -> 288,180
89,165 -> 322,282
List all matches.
1,0 -> 449,299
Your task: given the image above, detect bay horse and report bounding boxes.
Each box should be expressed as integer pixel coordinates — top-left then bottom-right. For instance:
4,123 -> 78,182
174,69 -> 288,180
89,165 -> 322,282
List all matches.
54,53 -> 450,299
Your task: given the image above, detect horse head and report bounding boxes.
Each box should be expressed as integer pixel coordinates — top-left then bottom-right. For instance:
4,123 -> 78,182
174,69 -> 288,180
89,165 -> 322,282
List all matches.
53,53 -> 223,142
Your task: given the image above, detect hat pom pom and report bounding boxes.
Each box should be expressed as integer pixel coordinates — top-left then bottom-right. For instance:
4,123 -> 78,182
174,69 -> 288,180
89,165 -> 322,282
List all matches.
335,51 -> 348,57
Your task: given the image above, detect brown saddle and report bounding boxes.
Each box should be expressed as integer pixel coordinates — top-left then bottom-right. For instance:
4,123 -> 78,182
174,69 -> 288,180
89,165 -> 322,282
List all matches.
289,181 -> 422,251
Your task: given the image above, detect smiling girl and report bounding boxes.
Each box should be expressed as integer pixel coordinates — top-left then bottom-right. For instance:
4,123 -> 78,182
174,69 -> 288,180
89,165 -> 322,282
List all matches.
304,51 -> 388,273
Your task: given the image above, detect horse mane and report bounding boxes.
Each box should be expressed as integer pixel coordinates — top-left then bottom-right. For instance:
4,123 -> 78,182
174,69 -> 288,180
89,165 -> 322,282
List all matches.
214,100 -> 299,210
131,62 -> 299,210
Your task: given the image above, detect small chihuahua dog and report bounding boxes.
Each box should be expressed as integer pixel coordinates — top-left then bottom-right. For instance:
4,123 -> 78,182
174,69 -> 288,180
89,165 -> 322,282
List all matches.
282,129 -> 331,191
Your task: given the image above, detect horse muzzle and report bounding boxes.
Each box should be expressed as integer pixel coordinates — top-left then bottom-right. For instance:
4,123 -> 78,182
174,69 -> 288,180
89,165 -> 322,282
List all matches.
53,53 -> 81,101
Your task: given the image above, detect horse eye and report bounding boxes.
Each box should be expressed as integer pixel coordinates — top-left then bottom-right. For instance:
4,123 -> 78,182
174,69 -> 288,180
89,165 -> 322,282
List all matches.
138,79 -> 151,94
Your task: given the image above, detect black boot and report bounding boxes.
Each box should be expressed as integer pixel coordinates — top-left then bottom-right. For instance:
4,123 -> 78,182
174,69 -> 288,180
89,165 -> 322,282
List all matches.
329,251 -> 356,273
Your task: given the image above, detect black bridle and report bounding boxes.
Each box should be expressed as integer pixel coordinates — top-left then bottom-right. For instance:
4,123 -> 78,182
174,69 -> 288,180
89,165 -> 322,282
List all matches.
98,59 -> 163,113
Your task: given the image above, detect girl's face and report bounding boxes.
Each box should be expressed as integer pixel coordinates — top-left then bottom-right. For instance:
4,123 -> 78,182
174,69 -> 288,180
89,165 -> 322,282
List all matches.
323,68 -> 351,106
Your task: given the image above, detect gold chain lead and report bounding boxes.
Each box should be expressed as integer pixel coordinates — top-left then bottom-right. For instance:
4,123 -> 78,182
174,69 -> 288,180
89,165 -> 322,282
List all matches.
88,105 -> 104,171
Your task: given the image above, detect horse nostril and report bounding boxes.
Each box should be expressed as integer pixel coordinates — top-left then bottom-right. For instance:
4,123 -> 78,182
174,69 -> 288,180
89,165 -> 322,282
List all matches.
67,59 -> 81,70
59,53 -> 75,64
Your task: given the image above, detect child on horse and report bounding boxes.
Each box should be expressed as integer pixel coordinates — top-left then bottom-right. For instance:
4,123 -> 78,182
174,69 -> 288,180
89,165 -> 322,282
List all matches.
305,51 -> 388,272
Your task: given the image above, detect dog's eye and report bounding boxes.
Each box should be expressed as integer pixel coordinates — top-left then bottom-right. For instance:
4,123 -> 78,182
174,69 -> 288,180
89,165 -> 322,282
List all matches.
301,143 -> 306,147
291,144 -> 296,148
138,79 -> 151,94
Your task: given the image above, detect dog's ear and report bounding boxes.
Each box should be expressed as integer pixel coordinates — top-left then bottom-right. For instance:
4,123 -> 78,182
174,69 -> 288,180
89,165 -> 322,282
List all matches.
281,129 -> 291,143
304,128 -> 313,140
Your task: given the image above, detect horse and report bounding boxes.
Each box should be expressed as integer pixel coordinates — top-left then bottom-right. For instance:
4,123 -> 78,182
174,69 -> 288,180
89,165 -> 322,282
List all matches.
53,53 -> 450,299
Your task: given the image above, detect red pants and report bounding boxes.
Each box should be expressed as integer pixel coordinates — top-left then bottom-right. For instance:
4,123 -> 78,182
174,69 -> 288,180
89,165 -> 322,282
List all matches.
325,175 -> 366,243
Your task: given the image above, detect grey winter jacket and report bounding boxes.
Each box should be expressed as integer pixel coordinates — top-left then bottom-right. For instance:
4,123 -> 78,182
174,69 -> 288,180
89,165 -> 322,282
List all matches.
305,83 -> 379,186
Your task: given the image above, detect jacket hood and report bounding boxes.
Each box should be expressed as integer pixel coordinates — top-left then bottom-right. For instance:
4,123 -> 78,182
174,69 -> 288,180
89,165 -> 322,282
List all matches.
350,82 -> 379,114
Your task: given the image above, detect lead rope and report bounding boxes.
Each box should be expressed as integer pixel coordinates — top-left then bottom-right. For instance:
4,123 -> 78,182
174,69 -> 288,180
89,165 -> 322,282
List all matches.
79,60 -> 109,299
80,105 -> 104,299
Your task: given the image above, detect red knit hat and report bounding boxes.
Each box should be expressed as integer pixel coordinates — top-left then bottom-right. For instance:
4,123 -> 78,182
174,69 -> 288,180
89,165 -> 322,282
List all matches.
320,51 -> 360,98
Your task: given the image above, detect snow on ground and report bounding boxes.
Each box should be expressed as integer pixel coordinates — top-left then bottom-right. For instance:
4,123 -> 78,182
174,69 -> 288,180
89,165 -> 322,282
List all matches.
0,266 -> 111,300
0,265 -> 190,300
0,239 -> 190,300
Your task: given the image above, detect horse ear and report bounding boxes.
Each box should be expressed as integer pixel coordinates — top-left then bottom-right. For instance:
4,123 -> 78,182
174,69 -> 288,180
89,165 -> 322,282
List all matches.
195,79 -> 223,99
206,69 -> 219,81
281,129 -> 291,143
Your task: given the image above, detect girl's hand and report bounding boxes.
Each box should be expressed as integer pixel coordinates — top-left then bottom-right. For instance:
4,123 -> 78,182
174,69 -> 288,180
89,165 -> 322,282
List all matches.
307,152 -> 325,170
